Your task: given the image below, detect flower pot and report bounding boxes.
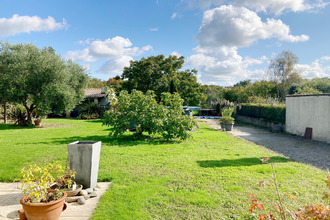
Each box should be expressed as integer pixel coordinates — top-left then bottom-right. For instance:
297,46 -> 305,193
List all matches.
62,184 -> 83,197
34,120 -> 42,126
222,122 -> 234,131
20,191 -> 67,220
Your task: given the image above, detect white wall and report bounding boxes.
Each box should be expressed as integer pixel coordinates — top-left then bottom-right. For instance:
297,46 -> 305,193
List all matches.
286,94 -> 330,143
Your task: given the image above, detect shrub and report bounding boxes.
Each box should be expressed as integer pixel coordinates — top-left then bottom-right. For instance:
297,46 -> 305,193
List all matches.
238,103 -> 285,124
220,107 -> 235,123
79,103 -> 104,119
103,90 -> 195,140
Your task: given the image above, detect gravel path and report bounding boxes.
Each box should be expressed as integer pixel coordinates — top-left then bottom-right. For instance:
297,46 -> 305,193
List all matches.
198,119 -> 330,170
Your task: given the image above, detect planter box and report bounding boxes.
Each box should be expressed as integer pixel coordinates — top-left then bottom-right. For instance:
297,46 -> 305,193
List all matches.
67,141 -> 101,189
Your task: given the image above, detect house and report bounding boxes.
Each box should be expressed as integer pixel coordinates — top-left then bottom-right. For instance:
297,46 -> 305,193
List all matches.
84,87 -> 109,108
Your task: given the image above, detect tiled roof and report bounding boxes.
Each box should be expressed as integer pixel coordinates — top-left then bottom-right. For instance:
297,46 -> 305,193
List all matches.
85,88 -> 106,98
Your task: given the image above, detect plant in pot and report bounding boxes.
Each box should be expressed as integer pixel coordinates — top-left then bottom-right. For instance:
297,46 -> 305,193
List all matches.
19,162 -> 68,220
220,107 -> 235,131
34,118 -> 42,126
50,165 -> 83,197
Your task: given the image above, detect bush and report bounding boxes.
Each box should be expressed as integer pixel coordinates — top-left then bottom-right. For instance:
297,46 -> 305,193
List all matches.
238,103 -> 285,124
220,107 -> 235,123
79,103 -> 104,119
103,90 -> 195,140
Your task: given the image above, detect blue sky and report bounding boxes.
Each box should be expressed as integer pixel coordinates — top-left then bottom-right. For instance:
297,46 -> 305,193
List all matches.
0,0 -> 329,86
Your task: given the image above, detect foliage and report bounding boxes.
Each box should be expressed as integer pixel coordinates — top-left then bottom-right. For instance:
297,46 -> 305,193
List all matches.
249,158 -> 330,219
0,42 -> 89,124
238,103 -> 286,124
121,55 -> 205,105
268,51 -> 303,100
88,77 -> 106,88
106,76 -> 123,95
103,90 -> 195,140
20,162 -> 67,203
202,85 -> 225,108
220,107 -> 235,123
290,77 -> 330,95
79,102 -> 104,119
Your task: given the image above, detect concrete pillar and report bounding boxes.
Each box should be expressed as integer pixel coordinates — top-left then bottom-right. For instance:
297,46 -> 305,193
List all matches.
67,141 -> 101,189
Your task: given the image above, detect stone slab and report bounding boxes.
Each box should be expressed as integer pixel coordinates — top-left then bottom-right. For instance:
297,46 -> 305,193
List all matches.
0,182 -> 110,220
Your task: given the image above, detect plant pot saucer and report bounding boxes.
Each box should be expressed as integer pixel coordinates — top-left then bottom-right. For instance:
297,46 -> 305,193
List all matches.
62,184 -> 83,197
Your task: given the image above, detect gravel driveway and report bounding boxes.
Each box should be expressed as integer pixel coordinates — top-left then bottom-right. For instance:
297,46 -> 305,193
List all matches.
198,119 -> 330,170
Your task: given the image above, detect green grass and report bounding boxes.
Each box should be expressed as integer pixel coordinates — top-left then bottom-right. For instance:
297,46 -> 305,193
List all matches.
0,119 -> 327,219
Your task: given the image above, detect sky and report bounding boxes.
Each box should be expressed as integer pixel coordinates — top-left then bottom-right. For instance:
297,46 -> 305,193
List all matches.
0,0 -> 330,86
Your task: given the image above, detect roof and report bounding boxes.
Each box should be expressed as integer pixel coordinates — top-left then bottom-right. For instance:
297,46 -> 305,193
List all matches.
85,88 -> 106,98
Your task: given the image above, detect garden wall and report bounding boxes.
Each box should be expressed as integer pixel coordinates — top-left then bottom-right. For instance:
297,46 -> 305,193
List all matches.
286,94 -> 330,143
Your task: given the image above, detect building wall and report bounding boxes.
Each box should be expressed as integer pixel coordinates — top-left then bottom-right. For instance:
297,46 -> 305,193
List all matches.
286,94 -> 330,143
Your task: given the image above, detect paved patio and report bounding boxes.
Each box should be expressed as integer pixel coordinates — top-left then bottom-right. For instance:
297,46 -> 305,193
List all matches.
0,182 -> 110,220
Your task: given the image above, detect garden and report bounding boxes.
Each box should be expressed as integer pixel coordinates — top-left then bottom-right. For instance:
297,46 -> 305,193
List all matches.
0,118 -> 328,219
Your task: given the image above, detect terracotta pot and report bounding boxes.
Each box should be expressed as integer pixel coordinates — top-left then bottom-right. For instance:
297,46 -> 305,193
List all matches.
20,191 -> 67,220
34,120 -> 42,126
63,184 -> 83,197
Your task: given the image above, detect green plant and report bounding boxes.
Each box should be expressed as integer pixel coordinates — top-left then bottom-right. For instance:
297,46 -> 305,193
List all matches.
20,162 -> 67,203
79,102 -> 104,119
103,90 -> 195,140
220,107 -> 235,123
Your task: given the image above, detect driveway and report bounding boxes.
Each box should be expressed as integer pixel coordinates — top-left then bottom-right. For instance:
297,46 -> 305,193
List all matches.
198,119 -> 330,170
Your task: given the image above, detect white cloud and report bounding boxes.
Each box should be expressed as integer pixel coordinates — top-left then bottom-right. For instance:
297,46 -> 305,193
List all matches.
0,14 -> 67,36
149,27 -> 159,32
187,5 -> 311,85
67,36 -> 152,75
99,56 -> 133,74
187,47 -> 266,85
170,51 -> 183,57
171,13 -> 177,19
197,5 -> 308,49
296,60 -> 330,78
182,0 -> 328,14
321,56 -> 330,61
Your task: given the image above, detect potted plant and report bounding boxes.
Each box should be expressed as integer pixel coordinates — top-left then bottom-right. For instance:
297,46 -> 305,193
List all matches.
19,162 -> 68,220
34,118 -> 42,126
220,107 -> 235,131
51,165 -> 83,197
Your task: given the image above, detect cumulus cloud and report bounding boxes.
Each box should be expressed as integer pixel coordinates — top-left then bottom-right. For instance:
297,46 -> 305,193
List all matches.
67,36 -> 152,75
296,60 -> 330,78
197,5 -> 308,49
171,13 -> 178,19
0,14 -> 67,36
182,0 -> 328,14
321,56 -> 330,61
170,51 -> 183,57
186,5 -> 312,85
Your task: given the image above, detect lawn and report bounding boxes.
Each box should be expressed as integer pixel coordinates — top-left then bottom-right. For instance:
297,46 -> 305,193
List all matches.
0,119 -> 327,219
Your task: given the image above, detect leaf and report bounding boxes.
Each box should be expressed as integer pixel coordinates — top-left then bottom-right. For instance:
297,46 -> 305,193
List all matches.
249,193 -> 255,198
259,157 -> 270,163
258,181 -> 265,187
289,194 -> 296,201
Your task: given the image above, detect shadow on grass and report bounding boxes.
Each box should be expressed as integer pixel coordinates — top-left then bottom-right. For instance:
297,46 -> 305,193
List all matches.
0,123 -> 36,131
197,156 -> 290,168
41,133 -> 181,147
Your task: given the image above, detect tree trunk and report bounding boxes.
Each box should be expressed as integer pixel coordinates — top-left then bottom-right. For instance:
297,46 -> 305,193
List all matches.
24,104 -> 35,125
3,102 -> 7,124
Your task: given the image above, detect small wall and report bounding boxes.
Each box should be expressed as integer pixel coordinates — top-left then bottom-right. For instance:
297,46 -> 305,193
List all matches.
235,115 -> 284,130
286,94 -> 330,143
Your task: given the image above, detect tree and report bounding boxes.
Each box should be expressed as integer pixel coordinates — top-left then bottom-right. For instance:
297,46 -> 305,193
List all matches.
106,76 -> 123,95
88,77 -> 106,88
268,51 -> 302,100
202,85 -> 225,107
0,42 -> 89,124
121,55 -> 205,105
103,90 -> 195,140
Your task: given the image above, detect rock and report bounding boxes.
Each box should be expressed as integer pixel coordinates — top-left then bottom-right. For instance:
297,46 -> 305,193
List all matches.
85,188 -> 93,193
89,192 -> 97,198
80,190 -> 88,196
66,196 -> 83,203
77,197 -> 86,205
96,183 -> 101,189
93,187 -> 100,191
84,195 -> 90,200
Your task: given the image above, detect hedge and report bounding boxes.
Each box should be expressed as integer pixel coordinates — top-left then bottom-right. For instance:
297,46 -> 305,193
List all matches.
237,103 -> 286,124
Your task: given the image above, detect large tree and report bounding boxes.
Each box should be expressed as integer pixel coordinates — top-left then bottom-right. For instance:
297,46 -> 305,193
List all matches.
121,55 -> 205,105
268,51 -> 302,100
0,42 -> 89,124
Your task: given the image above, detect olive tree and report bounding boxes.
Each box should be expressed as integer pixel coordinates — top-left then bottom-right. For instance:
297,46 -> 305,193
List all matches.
0,42 -> 89,124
